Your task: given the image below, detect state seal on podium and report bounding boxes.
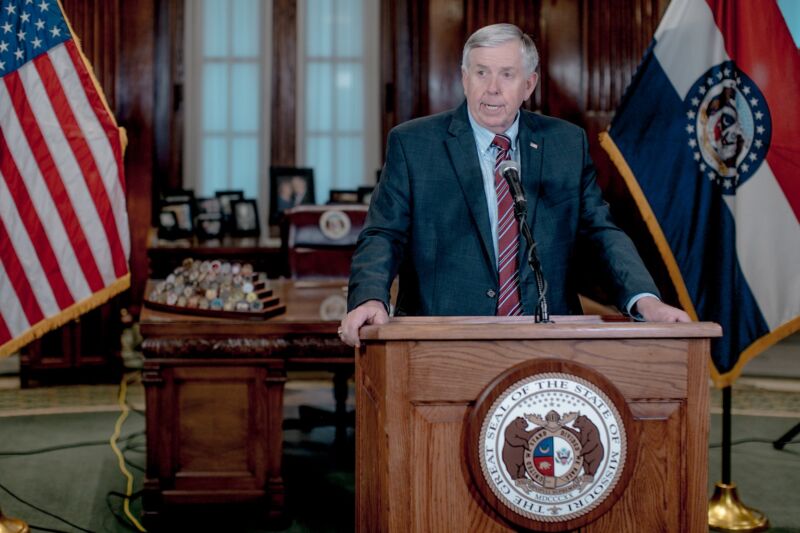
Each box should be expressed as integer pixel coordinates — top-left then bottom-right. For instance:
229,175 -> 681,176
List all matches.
465,359 -> 638,531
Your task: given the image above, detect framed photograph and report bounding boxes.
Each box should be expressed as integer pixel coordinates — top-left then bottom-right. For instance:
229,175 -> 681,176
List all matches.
328,189 -> 359,204
196,196 -> 222,216
161,201 -> 193,233
357,186 -> 374,205
157,209 -> 190,240
195,213 -> 224,240
231,198 -> 261,236
159,189 -> 195,238
269,167 -> 315,224
215,190 -> 244,230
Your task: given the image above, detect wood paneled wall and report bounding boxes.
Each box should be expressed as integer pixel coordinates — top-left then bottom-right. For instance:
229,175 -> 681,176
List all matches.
271,0 -> 298,166
117,0 -> 156,311
154,0 -> 185,192
381,0 -> 667,142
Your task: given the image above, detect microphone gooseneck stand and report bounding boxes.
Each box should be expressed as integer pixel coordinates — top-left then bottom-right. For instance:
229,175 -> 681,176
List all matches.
510,194 -> 550,323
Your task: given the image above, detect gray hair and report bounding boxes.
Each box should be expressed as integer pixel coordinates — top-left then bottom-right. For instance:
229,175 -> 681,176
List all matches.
461,23 -> 539,77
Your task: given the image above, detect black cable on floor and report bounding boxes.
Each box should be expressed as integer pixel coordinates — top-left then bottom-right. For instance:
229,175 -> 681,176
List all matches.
123,455 -> 145,472
0,432 -> 144,457
105,491 -> 144,532
0,479 -> 96,533
124,445 -> 146,453
29,526 -> 73,533
122,436 -> 146,454
29,525 -> 73,533
127,404 -> 145,417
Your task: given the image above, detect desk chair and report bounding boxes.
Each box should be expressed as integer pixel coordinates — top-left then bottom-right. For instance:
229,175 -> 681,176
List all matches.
281,205 -> 368,445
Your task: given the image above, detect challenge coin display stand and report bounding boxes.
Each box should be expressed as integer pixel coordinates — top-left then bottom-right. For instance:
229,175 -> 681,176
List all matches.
143,258 -> 285,319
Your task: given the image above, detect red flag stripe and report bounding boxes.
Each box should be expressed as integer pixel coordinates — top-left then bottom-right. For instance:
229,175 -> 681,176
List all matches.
0,313 -> 12,347
0,217 -> 45,326
0,260 -> 29,337
2,73 -> 106,293
0,173 -> 63,319
55,43 -> 129,259
13,58 -> 119,286
63,41 -> 126,193
707,0 -> 800,223
0,132 -> 75,310
33,53 -> 128,278
0,81 -> 94,303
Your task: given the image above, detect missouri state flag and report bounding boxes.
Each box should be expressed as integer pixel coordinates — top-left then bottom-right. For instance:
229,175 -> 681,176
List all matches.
0,0 -> 129,356
601,0 -> 800,387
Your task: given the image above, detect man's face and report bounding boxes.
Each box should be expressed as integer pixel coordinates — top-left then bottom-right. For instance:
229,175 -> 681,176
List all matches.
278,180 -> 293,199
462,40 -> 537,134
291,176 -> 307,195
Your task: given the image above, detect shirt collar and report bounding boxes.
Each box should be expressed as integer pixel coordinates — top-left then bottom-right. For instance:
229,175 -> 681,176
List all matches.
466,108 -> 521,155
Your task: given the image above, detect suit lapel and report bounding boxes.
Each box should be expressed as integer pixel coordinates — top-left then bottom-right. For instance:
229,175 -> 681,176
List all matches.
517,112 -> 544,288
445,105 -> 497,270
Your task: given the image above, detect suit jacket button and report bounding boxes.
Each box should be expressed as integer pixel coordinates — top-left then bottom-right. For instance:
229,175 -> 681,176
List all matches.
486,289 -> 496,298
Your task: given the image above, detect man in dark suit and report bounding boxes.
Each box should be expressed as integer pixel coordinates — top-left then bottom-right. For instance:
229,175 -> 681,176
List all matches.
339,23 -> 689,346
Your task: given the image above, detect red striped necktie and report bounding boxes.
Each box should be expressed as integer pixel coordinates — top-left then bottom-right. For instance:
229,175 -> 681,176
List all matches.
492,134 -> 523,316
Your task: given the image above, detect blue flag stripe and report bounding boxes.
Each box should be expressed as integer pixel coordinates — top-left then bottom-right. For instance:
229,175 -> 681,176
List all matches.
608,44 -> 770,376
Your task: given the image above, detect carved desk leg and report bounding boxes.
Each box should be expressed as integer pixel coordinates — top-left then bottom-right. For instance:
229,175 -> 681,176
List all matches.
141,364 -> 164,529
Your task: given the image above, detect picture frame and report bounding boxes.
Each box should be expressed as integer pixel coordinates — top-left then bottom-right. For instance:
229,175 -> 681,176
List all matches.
163,200 -> 193,229
195,212 -> 224,240
269,167 -> 315,224
215,190 -> 244,230
163,189 -> 195,205
231,198 -> 261,236
157,208 -> 191,240
159,189 -> 195,239
195,196 -> 222,216
328,189 -> 359,204
357,186 -> 374,205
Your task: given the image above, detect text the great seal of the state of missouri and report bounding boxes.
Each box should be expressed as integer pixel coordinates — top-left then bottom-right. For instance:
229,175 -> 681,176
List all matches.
477,372 -> 627,523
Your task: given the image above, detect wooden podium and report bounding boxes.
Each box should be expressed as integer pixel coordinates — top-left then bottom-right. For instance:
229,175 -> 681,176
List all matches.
356,316 -> 721,532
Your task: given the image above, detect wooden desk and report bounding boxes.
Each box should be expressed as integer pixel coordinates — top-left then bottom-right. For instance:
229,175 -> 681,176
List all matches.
139,279 -> 352,525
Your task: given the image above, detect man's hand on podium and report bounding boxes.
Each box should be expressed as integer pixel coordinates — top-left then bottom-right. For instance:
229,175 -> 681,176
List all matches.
634,296 -> 692,323
339,300 -> 389,347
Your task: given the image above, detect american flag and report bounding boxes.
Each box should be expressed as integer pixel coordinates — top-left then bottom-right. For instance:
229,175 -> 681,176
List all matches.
0,0 -> 129,356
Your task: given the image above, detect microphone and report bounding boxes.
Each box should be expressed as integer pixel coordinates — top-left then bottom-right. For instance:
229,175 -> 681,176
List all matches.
498,160 -> 526,211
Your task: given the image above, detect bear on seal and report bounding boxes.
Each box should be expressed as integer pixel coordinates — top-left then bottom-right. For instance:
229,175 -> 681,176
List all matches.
502,417 -> 537,479
573,414 -> 604,478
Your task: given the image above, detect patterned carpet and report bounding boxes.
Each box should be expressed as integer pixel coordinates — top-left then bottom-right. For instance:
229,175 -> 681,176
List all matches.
710,378 -> 800,418
0,379 -> 145,417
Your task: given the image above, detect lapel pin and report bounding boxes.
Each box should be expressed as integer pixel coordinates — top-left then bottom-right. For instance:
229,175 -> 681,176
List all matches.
530,141 -> 539,149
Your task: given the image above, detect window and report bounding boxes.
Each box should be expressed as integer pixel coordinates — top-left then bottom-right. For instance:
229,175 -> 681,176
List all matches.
298,0 -> 380,204
184,0 -> 271,210
184,0 -> 378,215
